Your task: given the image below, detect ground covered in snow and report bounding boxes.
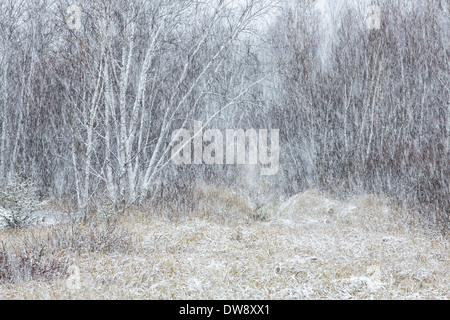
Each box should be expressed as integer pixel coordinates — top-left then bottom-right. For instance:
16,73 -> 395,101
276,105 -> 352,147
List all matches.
0,188 -> 448,299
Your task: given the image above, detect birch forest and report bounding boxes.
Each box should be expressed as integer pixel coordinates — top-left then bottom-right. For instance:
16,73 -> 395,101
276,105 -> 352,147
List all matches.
0,0 -> 449,300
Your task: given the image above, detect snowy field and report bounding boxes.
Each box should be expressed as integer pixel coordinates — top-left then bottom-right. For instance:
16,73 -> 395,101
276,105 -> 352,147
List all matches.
0,187 -> 448,300
0,0 -> 448,301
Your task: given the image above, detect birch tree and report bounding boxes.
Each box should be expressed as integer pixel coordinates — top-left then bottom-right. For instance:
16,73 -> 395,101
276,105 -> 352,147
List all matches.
54,0 -> 276,215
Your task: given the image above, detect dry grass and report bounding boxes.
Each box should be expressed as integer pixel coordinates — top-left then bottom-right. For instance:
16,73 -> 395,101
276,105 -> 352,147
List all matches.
191,183 -> 254,222
0,187 -> 448,299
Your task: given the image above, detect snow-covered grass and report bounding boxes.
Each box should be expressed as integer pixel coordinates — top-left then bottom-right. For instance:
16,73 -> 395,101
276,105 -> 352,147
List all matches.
0,187 -> 448,299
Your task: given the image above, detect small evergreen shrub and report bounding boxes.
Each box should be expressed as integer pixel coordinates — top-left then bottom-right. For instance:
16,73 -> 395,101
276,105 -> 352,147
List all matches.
0,180 -> 42,229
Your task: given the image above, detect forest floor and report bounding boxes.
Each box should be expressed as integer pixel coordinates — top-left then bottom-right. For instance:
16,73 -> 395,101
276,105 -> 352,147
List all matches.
0,187 -> 449,299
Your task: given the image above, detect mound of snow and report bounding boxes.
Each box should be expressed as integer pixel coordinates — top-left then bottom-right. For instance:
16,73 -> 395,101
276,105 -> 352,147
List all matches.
332,194 -> 396,231
277,189 -> 338,219
273,189 -> 401,233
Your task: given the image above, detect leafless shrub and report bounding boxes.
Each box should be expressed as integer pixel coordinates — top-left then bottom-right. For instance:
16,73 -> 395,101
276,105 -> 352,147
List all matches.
0,241 -> 67,284
0,207 -> 132,284
47,217 -> 133,254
